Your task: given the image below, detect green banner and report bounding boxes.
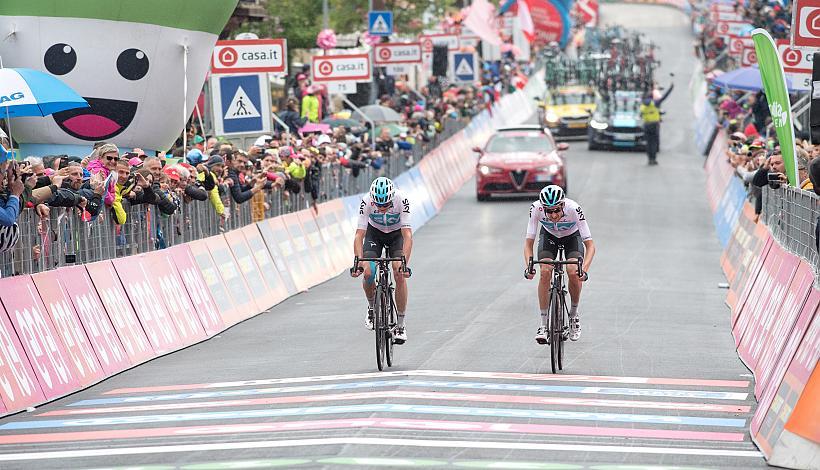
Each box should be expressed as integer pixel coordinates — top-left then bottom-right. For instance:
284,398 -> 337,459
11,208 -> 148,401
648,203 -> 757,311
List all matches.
752,29 -> 798,186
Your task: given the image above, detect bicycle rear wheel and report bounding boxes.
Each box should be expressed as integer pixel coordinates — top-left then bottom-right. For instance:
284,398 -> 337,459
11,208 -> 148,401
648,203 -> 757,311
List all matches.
374,286 -> 386,371
385,290 -> 396,367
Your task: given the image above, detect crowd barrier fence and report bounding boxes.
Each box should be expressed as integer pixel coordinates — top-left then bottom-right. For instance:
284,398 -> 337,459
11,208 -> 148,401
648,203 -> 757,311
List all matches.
0,73 -> 542,417
704,128 -> 819,470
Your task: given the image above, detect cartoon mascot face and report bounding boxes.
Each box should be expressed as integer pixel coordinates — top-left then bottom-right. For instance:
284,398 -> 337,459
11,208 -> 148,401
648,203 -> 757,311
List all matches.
0,1 -> 237,151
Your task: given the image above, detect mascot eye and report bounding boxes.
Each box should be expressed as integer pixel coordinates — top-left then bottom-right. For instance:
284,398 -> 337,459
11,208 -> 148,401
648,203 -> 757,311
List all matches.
44,43 -> 77,75
117,48 -> 149,81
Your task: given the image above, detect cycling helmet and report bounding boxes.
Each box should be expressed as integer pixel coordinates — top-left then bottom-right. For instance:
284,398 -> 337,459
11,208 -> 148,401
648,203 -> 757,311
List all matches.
539,184 -> 564,207
370,177 -> 395,205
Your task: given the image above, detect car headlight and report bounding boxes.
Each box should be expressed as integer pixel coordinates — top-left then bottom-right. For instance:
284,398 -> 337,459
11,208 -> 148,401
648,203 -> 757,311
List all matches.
545,112 -> 559,123
478,165 -> 502,175
590,119 -> 608,130
538,164 -> 560,174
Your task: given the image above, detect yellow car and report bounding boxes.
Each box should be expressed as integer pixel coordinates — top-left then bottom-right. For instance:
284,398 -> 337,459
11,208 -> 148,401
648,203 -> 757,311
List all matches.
540,86 -> 597,138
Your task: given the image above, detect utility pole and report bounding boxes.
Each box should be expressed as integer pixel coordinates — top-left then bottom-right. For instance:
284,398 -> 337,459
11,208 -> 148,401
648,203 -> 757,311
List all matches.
323,0 -> 329,29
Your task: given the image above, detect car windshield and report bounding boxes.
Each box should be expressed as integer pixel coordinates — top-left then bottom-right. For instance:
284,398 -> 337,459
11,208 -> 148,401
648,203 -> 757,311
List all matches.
554,92 -> 593,105
613,91 -> 640,111
486,133 -> 554,153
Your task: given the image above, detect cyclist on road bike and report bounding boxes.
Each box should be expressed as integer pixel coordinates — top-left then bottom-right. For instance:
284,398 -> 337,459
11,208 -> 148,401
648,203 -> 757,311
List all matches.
351,177 -> 413,343
524,185 -> 596,343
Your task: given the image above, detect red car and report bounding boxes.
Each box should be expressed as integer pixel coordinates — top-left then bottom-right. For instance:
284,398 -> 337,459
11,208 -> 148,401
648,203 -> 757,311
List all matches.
474,125 -> 569,201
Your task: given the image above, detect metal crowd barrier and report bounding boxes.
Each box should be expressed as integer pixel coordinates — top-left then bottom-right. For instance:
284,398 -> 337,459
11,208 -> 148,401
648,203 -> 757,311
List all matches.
761,186 -> 820,275
0,121 -> 467,277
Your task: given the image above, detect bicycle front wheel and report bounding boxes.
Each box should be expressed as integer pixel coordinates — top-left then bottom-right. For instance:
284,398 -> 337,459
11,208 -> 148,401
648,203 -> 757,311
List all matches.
385,290 -> 396,367
548,289 -> 561,374
374,286 -> 386,371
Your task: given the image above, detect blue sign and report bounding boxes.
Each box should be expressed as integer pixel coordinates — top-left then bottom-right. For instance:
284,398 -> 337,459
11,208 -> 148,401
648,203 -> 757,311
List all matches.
368,11 -> 393,36
218,74 -> 265,134
452,52 -> 477,82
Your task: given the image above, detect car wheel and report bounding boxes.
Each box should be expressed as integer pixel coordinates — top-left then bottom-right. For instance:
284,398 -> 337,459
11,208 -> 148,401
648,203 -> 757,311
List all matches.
476,193 -> 489,202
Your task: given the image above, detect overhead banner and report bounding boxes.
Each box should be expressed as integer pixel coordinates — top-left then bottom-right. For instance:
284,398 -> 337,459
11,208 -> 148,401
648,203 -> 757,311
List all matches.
753,29 -> 800,186
528,0 -> 571,48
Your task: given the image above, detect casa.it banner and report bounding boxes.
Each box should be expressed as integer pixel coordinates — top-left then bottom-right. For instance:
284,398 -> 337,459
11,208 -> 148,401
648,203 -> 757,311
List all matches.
528,0 -> 572,48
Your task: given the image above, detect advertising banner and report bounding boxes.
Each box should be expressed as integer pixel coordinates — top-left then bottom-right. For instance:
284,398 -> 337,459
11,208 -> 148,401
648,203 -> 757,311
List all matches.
187,239 -> 242,326
31,271 -> 104,387
258,217 -> 311,293
0,301 -> 44,414
0,276 -> 80,400
167,245 -> 225,337
224,229 -> 281,311
240,225 -> 291,307
85,261 -> 154,364
57,266 -> 131,375
203,235 -> 260,324
254,220 -> 300,296
143,251 -> 208,344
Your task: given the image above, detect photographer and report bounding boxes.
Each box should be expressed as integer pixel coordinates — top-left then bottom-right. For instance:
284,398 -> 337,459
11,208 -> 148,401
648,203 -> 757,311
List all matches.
752,152 -> 788,189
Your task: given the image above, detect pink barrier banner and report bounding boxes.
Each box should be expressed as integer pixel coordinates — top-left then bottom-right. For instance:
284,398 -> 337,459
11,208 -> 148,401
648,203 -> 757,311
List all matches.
0,300 -> 45,414
726,216 -> 771,310
752,290 -> 819,455
282,212 -> 324,288
735,242 -> 799,371
31,271 -> 104,388
752,261 -> 815,399
143,251 -> 208,344
187,239 -> 242,326
731,236 -> 774,330
112,256 -> 184,355
297,209 -> 336,280
704,130 -> 730,212
417,158 -> 445,210
239,225 -> 291,305
203,235 -> 260,324
254,219 -> 300,296
0,277 -> 80,400
167,245 -> 225,337
316,200 -> 351,273
85,261 -> 154,364
259,217 -> 310,292
57,266 -> 131,375
224,229 -> 284,311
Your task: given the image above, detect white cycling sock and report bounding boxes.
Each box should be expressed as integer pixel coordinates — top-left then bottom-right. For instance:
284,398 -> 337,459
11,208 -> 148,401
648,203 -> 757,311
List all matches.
397,312 -> 405,327
540,309 -> 548,327
367,296 -> 375,309
570,303 -> 579,318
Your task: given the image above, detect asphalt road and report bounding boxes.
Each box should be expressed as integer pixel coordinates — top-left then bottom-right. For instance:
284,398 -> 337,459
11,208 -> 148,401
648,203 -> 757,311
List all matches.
0,4 -> 766,470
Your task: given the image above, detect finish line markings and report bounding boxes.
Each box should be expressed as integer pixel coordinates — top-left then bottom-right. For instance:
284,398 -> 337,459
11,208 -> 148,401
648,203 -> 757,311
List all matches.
0,417 -> 746,445
0,436 -> 762,462
0,403 -> 747,430
71,380 -> 749,407
103,369 -> 750,395
40,391 -> 751,416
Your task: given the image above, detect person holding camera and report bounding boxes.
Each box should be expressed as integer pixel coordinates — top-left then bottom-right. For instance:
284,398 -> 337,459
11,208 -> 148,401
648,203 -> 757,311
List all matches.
752,153 -> 788,190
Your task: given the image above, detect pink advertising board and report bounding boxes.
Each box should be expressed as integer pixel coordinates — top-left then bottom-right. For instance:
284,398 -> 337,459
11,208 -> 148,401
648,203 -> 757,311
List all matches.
0,300 -> 44,414
143,251 -> 208,344
167,245 -> 225,336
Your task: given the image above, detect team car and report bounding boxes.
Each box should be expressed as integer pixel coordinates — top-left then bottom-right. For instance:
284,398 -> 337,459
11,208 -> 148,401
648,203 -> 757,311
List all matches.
540,85 -> 597,138
587,90 -> 647,151
474,125 -> 569,201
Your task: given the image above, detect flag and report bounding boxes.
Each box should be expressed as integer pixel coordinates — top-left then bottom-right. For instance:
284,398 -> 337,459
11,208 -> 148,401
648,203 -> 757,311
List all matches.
518,0 -> 535,43
752,28 -> 798,186
464,0 -> 503,46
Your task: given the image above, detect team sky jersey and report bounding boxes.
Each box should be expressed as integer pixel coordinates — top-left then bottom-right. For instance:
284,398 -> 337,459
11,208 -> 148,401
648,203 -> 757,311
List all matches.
358,190 -> 411,233
526,198 -> 592,241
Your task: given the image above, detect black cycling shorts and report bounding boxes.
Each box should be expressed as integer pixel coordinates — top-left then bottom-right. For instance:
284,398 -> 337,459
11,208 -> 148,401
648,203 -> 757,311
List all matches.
363,224 -> 404,258
538,229 -> 585,261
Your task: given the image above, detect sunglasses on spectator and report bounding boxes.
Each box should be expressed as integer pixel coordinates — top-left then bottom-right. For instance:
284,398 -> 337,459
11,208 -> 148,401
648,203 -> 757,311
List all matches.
104,155 -> 118,162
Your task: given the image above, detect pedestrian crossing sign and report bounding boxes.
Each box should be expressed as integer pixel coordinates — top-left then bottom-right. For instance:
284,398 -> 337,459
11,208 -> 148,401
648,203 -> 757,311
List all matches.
211,73 -> 272,136
368,11 -> 393,36
453,52 -> 477,83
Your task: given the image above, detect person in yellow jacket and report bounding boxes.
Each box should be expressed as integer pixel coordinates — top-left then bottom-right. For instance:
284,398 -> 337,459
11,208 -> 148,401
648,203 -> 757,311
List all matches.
199,156 -> 225,217
301,86 -> 320,123
640,78 -> 674,166
113,159 -> 138,224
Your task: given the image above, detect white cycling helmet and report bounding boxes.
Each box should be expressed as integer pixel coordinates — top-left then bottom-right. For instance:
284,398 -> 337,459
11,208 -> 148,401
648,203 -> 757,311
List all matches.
370,176 -> 395,205
539,184 -> 564,207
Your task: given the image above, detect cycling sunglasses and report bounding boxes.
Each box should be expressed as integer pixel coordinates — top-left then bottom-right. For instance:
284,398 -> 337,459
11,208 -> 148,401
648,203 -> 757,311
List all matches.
544,205 -> 563,214
374,201 -> 392,208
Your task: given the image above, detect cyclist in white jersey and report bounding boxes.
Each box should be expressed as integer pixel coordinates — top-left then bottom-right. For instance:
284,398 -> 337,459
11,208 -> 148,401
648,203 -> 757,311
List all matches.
351,177 -> 413,343
524,185 -> 596,343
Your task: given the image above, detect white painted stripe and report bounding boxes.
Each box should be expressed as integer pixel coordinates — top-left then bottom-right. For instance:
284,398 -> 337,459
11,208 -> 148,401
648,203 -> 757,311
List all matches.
0,437 -> 764,461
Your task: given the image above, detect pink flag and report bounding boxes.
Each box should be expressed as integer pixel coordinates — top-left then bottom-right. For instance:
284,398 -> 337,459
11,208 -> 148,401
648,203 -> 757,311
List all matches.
519,0 -> 535,43
464,0 -> 502,46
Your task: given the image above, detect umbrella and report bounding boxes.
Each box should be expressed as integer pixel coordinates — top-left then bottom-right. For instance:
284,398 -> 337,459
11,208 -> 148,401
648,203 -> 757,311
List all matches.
299,122 -> 331,134
376,123 -> 408,137
321,117 -> 361,128
0,67 -> 88,156
359,104 -> 403,123
713,66 -> 797,93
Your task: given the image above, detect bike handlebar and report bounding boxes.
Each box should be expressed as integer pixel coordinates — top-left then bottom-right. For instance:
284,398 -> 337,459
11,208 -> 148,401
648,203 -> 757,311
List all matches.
526,256 -> 587,281
351,256 -> 411,277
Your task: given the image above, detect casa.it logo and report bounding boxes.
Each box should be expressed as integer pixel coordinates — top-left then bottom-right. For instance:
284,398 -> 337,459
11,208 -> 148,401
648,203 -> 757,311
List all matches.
218,47 -> 238,67
769,101 -> 788,128
782,46 -> 803,67
799,6 -> 820,39
378,47 -> 392,61
317,60 -> 333,76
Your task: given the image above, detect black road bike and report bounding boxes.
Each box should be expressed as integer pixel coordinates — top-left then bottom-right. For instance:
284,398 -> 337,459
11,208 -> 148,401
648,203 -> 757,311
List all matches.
352,255 -> 411,371
527,248 -> 586,374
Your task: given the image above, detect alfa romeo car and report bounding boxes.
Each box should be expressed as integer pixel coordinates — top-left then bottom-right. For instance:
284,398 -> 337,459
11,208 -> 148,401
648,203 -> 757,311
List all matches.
540,85 -> 597,139
474,125 -> 569,201
588,90 -> 647,151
